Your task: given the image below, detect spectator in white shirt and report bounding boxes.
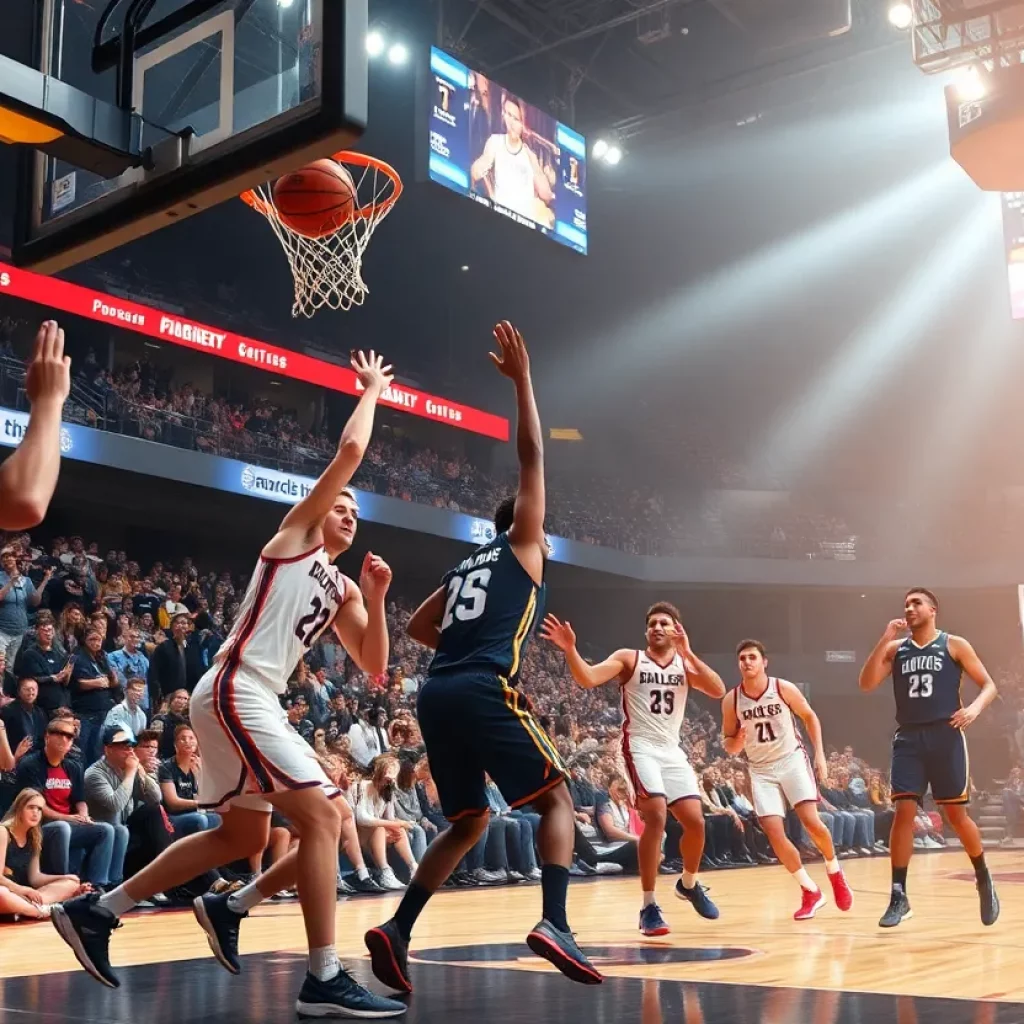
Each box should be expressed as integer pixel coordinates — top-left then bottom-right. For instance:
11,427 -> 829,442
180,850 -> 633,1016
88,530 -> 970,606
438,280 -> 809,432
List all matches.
347,705 -> 389,768
102,678 -> 148,739
354,754 -> 417,891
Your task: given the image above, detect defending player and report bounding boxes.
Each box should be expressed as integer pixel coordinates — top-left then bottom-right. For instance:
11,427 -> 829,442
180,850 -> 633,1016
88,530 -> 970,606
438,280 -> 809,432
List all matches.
722,639 -> 853,921
364,322 -> 602,994
859,588 -> 999,928
542,604 -> 726,936
50,352 -> 407,1018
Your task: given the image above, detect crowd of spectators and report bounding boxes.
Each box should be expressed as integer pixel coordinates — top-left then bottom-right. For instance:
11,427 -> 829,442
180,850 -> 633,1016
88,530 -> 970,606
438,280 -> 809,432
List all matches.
0,527 -> 934,923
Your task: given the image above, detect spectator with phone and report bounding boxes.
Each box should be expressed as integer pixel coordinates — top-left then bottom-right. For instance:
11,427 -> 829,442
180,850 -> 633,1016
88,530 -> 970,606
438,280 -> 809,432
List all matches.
0,547 -> 49,664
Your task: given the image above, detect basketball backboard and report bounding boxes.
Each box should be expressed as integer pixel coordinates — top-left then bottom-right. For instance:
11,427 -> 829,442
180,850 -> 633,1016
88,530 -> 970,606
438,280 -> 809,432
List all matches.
12,0 -> 367,273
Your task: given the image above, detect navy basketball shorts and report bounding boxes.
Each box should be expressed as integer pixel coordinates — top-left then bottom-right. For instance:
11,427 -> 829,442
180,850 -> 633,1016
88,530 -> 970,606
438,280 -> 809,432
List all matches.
416,670 -> 569,821
890,721 -> 970,805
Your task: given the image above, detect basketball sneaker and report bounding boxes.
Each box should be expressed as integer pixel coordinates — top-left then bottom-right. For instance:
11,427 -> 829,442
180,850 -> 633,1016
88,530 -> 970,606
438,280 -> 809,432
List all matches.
526,919 -> 604,985
365,919 -> 413,993
295,969 -> 407,1017
193,891 -> 246,974
978,873 -> 1000,926
639,903 -> 670,937
828,869 -> 854,912
50,893 -> 121,988
793,887 -> 827,921
674,879 -> 720,920
879,885 -> 912,927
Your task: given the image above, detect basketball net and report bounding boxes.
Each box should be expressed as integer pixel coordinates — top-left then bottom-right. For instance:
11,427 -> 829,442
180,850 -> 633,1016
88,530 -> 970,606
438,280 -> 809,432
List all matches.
241,152 -> 403,318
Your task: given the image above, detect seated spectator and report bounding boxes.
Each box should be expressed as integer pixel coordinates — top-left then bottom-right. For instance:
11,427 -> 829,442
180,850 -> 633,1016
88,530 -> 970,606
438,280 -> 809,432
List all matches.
70,627 -> 119,766
392,758 -> 430,865
107,629 -> 150,713
0,788 -> 85,919
0,650 -> 15,702
485,777 -> 539,880
15,720 -> 118,887
285,696 -> 315,745
821,768 -> 874,856
595,774 -> 642,867
103,677 -> 148,738
153,689 -> 190,759
1002,767 -> 1024,843
353,754 -> 418,890
348,705 -> 389,768
914,801 -> 947,849
158,725 -> 220,837
1,678 -> 47,757
18,620 -> 72,714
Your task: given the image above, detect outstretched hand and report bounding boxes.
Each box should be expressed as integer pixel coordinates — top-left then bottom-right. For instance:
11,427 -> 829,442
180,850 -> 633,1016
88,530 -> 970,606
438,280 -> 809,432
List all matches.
489,321 -> 530,383
540,614 -> 576,652
25,320 -> 71,408
351,350 -> 393,394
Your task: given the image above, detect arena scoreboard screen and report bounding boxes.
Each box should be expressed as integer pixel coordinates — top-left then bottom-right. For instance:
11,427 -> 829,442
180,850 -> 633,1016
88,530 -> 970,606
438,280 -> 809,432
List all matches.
427,47 -> 588,255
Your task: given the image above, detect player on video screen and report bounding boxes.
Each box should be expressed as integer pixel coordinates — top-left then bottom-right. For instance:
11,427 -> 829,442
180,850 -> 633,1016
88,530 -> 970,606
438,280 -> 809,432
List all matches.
471,94 -> 554,221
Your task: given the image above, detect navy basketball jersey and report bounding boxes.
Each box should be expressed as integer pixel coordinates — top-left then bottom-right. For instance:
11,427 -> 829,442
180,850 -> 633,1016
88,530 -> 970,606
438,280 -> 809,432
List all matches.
429,532 -> 546,682
891,631 -> 963,726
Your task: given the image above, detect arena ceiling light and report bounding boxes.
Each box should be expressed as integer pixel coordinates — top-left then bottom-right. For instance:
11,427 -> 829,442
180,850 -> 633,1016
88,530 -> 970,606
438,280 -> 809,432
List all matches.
887,2 -> 913,29
366,30 -> 386,58
953,65 -> 986,102
592,139 -> 609,159
388,42 -> 410,66
593,138 -> 624,165
605,144 -> 623,166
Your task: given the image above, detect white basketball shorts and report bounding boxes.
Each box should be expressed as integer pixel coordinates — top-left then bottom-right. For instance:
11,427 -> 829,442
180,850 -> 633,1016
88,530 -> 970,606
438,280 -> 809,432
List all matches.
622,739 -> 700,804
749,747 -> 818,819
190,663 -> 338,814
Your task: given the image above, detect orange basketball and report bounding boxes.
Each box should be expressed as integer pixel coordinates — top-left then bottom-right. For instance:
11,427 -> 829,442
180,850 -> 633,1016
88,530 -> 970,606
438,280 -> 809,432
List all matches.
272,159 -> 358,239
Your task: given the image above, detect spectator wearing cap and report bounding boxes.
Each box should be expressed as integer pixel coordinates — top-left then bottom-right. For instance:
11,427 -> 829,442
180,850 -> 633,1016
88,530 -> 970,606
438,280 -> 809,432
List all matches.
103,677 -> 148,739
15,719 -> 119,887
0,546 -> 48,664
107,628 -> 150,713
70,627 -> 119,767
16,618 -> 73,713
84,724 -> 167,883
148,612 -> 191,703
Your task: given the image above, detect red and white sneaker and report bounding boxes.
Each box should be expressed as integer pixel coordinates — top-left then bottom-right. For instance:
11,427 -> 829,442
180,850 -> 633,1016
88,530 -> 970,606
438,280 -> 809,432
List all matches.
794,887 -> 827,921
828,869 -> 853,912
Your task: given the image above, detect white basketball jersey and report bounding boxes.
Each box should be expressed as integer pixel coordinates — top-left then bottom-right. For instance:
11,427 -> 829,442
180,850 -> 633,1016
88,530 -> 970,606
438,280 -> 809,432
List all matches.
491,137 -> 535,218
215,547 -> 349,694
733,677 -> 801,766
620,650 -> 689,750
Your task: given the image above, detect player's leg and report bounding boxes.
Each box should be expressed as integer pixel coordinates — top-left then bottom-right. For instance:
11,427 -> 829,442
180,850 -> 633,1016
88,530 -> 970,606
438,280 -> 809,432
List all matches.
880,728 -> 925,927
793,802 -> 853,913
635,793 -> 668,930
663,753 -> 718,920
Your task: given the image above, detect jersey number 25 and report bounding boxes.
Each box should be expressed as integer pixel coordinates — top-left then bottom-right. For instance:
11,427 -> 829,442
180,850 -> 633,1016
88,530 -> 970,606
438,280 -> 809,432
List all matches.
441,569 -> 492,631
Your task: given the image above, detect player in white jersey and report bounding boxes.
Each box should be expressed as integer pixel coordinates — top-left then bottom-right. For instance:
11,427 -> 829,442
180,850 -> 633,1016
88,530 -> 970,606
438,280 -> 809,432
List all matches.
543,602 -> 726,936
471,94 -> 554,221
722,639 -> 853,921
51,352 -> 407,1019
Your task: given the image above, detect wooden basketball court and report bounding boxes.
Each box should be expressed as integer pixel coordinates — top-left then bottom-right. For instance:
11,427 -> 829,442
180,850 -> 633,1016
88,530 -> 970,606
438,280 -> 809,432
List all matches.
1,849 -> 1021,1022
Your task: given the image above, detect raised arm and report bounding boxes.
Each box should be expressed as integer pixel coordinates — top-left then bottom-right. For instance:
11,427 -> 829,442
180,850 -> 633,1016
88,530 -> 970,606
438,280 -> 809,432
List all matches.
540,615 -> 633,689
671,623 -> 725,698
778,680 -> 828,781
264,352 -> 392,558
721,691 -> 746,756
949,635 -> 998,730
492,323 -> 546,582
858,619 -> 905,692
332,555 -> 391,676
0,321 -> 71,530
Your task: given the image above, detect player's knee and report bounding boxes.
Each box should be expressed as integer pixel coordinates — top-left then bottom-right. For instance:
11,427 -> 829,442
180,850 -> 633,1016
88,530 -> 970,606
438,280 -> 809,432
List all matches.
641,802 -> 667,831
533,779 -> 573,816
452,812 -> 489,843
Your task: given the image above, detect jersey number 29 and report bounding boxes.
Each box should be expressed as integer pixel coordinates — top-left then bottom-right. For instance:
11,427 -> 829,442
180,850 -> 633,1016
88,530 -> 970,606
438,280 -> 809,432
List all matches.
649,689 -> 675,715
441,569 -> 492,631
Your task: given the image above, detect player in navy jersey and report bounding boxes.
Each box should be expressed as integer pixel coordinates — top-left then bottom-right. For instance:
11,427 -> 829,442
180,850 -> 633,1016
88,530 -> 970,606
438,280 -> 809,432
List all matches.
859,588 -> 999,928
364,322 -> 602,994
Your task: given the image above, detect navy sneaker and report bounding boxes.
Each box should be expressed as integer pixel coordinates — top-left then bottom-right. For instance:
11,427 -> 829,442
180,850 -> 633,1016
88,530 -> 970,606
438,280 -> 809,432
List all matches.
295,969 -> 407,1017
51,893 -> 121,988
879,886 -> 912,928
365,919 -> 413,993
193,890 -> 246,974
978,874 -> 1000,927
639,902 -> 670,937
675,879 -> 720,920
525,919 -> 603,985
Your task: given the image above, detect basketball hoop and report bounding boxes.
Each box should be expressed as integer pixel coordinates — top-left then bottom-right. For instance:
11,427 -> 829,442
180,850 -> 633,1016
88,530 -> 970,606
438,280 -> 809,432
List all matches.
240,152 -> 403,318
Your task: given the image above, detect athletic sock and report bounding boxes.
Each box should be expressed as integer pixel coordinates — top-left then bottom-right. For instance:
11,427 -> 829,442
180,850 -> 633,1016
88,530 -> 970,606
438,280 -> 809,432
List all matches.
309,945 -> 340,982
97,886 -> 137,918
541,864 -> 570,932
356,866 -> 370,882
642,890 -> 656,908
227,880 -> 264,915
892,865 -> 908,893
791,867 -> 817,891
394,882 -> 432,942
681,870 -> 697,889
970,852 -> 989,882
825,857 -> 840,875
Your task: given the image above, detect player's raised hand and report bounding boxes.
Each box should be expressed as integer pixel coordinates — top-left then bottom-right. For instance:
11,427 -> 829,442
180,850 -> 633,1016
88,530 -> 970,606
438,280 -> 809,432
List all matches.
669,620 -> 692,656
351,350 -> 393,394
25,320 -> 71,408
359,551 -> 393,602
540,614 -> 576,652
883,618 -> 908,641
489,321 -> 530,383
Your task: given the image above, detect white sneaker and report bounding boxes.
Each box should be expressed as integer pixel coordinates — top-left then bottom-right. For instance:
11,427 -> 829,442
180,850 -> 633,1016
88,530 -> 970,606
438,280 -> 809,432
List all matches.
923,836 -> 943,849
595,862 -> 623,875
527,867 -> 543,880
377,868 -> 406,891
913,838 -> 926,849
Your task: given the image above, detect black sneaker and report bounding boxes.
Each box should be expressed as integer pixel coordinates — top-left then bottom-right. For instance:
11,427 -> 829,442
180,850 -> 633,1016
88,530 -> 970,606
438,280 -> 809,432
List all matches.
525,919 -> 603,985
193,891 -> 246,974
346,873 -> 385,895
50,893 -> 121,988
295,969 -> 407,1017
675,879 -> 720,920
879,886 -> 913,928
978,874 -> 1000,926
365,919 -> 413,993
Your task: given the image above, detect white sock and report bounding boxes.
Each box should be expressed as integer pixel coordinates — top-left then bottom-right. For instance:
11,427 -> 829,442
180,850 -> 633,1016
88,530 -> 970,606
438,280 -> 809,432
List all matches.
681,870 -> 697,889
642,890 -> 656,907
227,881 -> 265,914
356,866 -> 370,881
825,857 -> 840,875
408,862 -> 418,876
310,945 -> 340,982
98,886 -> 138,918
792,867 -> 817,891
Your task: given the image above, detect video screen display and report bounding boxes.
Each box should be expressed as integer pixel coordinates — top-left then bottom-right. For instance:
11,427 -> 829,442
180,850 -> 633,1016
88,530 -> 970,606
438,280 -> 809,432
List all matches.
1002,192 -> 1024,319
427,47 -> 588,255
